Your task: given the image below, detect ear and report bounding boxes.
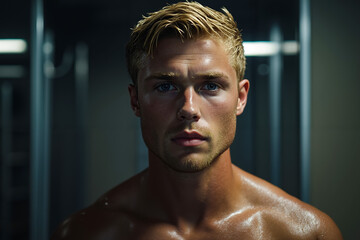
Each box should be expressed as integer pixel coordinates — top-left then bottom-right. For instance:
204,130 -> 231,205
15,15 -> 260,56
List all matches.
128,84 -> 140,117
236,79 -> 250,116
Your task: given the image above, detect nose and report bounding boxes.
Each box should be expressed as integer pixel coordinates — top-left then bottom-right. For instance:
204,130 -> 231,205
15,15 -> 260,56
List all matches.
177,87 -> 201,121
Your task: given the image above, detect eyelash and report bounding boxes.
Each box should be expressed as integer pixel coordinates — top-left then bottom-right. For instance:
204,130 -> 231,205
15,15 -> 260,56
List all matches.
155,82 -> 177,92
202,82 -> 220,91
154,81 -> 222,93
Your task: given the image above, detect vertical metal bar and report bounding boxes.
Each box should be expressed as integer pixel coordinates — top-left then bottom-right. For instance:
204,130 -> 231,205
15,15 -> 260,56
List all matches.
1,82 -> 12,240
269,23 -> 283,187
75,42 -> 89,208
30,0 -> 50,238
300,0 -> 311,203
43,30 -> 54,235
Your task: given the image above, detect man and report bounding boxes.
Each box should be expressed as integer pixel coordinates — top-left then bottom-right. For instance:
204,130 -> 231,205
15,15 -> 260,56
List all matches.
52,2 -> 342,239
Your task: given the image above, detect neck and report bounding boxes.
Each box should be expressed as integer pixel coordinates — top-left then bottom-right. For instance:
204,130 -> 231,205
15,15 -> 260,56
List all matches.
145,149 -> 240,227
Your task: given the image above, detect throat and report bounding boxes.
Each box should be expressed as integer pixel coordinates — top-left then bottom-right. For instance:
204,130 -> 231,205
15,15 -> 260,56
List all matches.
146,151 -> 238,225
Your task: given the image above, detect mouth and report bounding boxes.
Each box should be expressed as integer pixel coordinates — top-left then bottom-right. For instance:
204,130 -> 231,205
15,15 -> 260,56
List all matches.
171,131 -> 207,147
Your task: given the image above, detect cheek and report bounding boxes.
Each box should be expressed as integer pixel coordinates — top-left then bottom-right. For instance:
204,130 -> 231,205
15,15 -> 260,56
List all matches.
140,93 -> 174,118
206,96 -> 238,133
207,93 -> 239,118
141,106 -> 174,128
138,96 -> 174,139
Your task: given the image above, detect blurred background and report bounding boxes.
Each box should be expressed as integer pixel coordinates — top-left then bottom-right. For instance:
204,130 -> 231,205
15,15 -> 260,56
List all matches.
0,0 -> 359,239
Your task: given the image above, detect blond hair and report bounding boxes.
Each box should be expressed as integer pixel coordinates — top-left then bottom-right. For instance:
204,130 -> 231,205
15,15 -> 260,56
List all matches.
126,1 -> 246,84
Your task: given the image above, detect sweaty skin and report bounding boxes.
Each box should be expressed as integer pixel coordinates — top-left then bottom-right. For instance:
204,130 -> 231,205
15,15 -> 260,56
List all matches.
51,38 -> 342,240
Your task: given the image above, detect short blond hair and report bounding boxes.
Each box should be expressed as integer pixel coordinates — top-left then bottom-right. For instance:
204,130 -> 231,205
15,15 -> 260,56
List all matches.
126,1 -> 246,84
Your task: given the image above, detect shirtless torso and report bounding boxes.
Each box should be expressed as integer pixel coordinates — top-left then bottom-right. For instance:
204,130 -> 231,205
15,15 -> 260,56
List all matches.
51,152 -> 342,240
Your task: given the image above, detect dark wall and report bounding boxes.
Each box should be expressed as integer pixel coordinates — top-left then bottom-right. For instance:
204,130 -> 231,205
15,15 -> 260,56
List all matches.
310,0 -> 360,238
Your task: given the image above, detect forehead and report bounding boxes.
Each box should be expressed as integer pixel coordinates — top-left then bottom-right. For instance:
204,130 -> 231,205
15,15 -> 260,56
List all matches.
152,37 -> 227,61
137,37 -> 235,81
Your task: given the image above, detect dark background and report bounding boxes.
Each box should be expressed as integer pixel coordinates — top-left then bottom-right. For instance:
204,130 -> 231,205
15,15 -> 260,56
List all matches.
0,0 -> 359,239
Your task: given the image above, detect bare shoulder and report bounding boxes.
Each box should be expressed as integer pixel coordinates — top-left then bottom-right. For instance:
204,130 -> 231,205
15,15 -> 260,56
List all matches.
50,203 -> 129,240
234,167 -> 343,239
50,170 -> 147,240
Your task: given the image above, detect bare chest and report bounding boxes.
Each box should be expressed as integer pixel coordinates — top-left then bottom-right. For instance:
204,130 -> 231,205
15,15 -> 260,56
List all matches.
119,211 -> 315,240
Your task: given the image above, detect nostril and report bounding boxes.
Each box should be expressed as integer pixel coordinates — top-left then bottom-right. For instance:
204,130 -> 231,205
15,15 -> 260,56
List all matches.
192,114 -> 200,120
176,108 -> 200,121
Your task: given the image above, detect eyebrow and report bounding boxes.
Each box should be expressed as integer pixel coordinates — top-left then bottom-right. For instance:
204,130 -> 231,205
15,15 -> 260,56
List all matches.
193,72 -> 229,80
144,72 -> 180,81
144,71 -> 229,81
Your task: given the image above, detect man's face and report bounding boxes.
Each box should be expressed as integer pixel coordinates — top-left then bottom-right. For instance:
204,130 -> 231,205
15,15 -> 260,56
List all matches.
129,37 -> 249,172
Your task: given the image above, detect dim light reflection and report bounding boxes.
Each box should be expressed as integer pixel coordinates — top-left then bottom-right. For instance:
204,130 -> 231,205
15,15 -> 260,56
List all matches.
0,39 -> 27,53
243,41 -> 299,56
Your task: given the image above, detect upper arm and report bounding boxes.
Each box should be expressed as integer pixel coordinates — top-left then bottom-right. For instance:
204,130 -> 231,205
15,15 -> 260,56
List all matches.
316,213 -> 343,240
50,207 -> 108,240
50,213 -> 91,240
50,206 -> 133,240
50,217 -> 74,240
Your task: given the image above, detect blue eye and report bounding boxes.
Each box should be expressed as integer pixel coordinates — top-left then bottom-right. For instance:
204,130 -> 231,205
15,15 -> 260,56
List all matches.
203,82 -> 219,91
156,82 -> 176,92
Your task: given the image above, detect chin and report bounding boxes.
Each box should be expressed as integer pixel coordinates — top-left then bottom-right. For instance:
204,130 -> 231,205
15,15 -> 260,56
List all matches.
163,156 -> 214,173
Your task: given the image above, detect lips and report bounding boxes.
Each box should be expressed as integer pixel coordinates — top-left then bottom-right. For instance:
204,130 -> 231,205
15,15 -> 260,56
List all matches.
171,131 -> 207,147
